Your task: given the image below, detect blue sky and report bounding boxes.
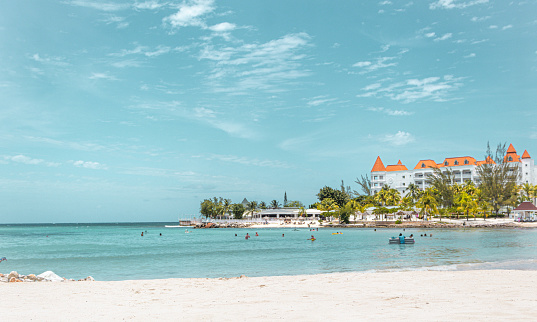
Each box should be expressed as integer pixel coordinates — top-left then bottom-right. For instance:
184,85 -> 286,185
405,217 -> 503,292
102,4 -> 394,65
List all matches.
1,0 -> 536,223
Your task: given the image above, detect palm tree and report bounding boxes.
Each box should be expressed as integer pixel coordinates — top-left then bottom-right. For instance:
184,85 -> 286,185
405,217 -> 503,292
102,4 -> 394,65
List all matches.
456,191 -> 478,221
345,200 -> 360,222
405,183 -> 421,203
375,186 -> 389,206
222,199 -> 232,219
270,200 -> 280,209
317,198 -> 339,222
246,201 -> 258,218
356,202 -> 372,220
417,188 -> 439,221
386,188 -> 401,206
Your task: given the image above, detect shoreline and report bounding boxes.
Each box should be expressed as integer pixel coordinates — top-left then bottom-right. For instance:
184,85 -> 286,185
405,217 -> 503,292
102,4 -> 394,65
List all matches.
200,219 -> 537,229
2,270 -> 536,320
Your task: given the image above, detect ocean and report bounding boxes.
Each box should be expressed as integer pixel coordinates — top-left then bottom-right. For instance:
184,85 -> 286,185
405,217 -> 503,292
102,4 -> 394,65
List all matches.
1,223 -> 537,281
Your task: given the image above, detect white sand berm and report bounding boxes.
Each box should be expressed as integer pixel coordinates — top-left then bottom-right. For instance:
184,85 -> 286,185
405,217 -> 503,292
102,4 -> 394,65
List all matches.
1,270 -> 536,321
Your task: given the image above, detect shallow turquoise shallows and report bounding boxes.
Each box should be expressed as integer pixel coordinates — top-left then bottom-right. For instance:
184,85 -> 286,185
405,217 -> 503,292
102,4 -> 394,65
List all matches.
1,223 -> 537,281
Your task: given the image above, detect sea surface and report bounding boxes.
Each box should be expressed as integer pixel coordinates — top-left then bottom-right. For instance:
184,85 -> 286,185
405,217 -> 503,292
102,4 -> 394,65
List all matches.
1,222 -> 537,281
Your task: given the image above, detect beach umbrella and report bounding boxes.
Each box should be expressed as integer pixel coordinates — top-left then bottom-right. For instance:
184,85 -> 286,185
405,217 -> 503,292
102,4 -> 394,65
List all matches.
0,257 -> 6,262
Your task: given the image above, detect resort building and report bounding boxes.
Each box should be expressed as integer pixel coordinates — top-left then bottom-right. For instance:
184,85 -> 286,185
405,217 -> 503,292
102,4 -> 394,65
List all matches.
370,144 -> 536,195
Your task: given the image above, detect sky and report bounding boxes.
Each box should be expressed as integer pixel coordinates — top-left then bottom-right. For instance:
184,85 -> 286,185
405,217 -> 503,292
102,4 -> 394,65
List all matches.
1,0 -> 536,223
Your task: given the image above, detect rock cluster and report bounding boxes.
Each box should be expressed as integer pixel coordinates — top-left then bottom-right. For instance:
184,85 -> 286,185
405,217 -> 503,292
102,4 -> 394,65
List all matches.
0,270 -> 96,283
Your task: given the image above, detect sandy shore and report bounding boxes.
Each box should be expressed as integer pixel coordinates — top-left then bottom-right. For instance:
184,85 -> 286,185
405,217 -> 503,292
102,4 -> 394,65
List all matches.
2,270 -> 537,321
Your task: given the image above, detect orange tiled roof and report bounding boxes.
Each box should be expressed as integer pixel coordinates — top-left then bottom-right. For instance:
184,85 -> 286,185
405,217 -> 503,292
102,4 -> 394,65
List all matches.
506,143 -> 517,154
414,160 -> 438,170
476,156 -> 496,165
371,156 -> 386,172
522,150 -> 531,159
440,157 -> 477,167
386,160 -> 408,172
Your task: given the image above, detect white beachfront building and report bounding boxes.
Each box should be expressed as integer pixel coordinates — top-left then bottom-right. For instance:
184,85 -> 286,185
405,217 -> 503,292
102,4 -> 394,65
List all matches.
370,144 -> 536,196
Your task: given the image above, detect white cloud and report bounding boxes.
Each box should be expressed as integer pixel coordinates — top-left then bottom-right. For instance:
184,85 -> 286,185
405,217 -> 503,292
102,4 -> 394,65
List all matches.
381,131 -> 415,146
358,75 -> 464,103
489,25 -> 498,29
89,72 -> 117,80
502,25 -> 513,30
353,61 -> 372,68
379,1 -> 392,4
65,1 -> 131,11
4,155 -> 60,167
30,54 -> 68,66
208,22 -> 236,32
6,155 -> 43,165
352,56 -> 397,73
425,32 -> 436,38
163,0 -> 215,29
134,1 -> 166,10
307,96 -> 337,107
362,83 -> 382,91
429,0 -> 489,10
72,160 -> 108,170
367,107 -> 413,116
208,154 -> 291,169
464,53 -> 476,58
434,33 -> 453,42
199,32 -> 312,94
471,16 -> 490,22
145,46 -> 171,57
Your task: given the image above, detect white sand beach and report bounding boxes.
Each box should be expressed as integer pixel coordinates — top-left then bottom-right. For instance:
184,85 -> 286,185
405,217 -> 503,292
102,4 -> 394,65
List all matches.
2,270 -> 537,321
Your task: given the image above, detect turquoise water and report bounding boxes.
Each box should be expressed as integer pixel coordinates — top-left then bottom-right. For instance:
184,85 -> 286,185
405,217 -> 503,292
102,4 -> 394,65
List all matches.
1,223 -> 537,281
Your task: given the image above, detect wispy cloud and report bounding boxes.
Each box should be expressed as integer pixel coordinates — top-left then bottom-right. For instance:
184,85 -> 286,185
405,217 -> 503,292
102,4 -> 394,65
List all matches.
502,25 -> 513,30
63,0 -> 131,11
464,53 -> 476,58
30,54 -> 69,67
380,131 -> 415,146
471,16 -> 490,22
199,32 -> 312,94
434,33 -> 453,42
358,75 -> 464,103
133,1 -> 167,10
4,154 -> 60,167
353,56 -> 398,73
89,72 -> 118,80
429,0 -> 489,10
306,95 -> 338,107
101,15 -> 129,29
207,154 -> 291,169
72,160 -> 108,170
367,107 -> 414,116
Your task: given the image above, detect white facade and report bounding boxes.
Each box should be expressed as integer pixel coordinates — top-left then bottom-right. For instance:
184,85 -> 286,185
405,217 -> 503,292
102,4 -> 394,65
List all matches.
370,144 -> 536,196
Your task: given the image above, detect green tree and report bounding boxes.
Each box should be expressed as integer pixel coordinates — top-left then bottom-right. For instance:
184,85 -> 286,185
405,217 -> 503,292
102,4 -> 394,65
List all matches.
429,167 -> 456,209
285,200 -> 304,207
317,186 -> 349,208
385,188 -> 401,206
417,188 -> 439,220
405,183 -> 421,203
477,142 -> 519,218
269,200 -> 280,209
231,203 -> 245,219
317,198 -> 339,221
246,201 -> 258,218
258,201 -> 267,209
200,199 -> 214,219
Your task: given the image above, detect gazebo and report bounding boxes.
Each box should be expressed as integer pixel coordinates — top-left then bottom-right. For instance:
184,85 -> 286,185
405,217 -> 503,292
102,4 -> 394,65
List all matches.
512,201 -> 537,222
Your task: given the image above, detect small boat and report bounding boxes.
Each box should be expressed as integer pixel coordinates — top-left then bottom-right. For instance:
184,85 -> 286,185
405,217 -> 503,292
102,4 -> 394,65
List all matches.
389,237 -> 415,244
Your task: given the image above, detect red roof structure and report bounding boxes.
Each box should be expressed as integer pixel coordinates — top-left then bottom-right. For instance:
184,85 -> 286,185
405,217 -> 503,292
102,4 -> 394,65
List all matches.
413,160 -> 438,170
514,201 -> 537,212
371,156 -> 386,172
522,150 -> 531,159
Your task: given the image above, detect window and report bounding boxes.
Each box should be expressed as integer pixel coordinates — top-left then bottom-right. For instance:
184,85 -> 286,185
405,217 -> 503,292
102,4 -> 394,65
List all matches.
464,159 -> 469,165
379,183 -> 383,186
508,156 -> 513,161
421,163 -> 425,168
379,176 -> 383,180
454,160 -> 459,165
373,176 -> 377,180
374,183 -> 378,187
402,183 -> 405,186
444,161 -> 448,166
402,175 -> 405,179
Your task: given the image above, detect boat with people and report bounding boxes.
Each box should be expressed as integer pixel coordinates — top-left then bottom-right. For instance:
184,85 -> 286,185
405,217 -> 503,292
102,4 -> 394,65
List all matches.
389,236 -> 415,244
